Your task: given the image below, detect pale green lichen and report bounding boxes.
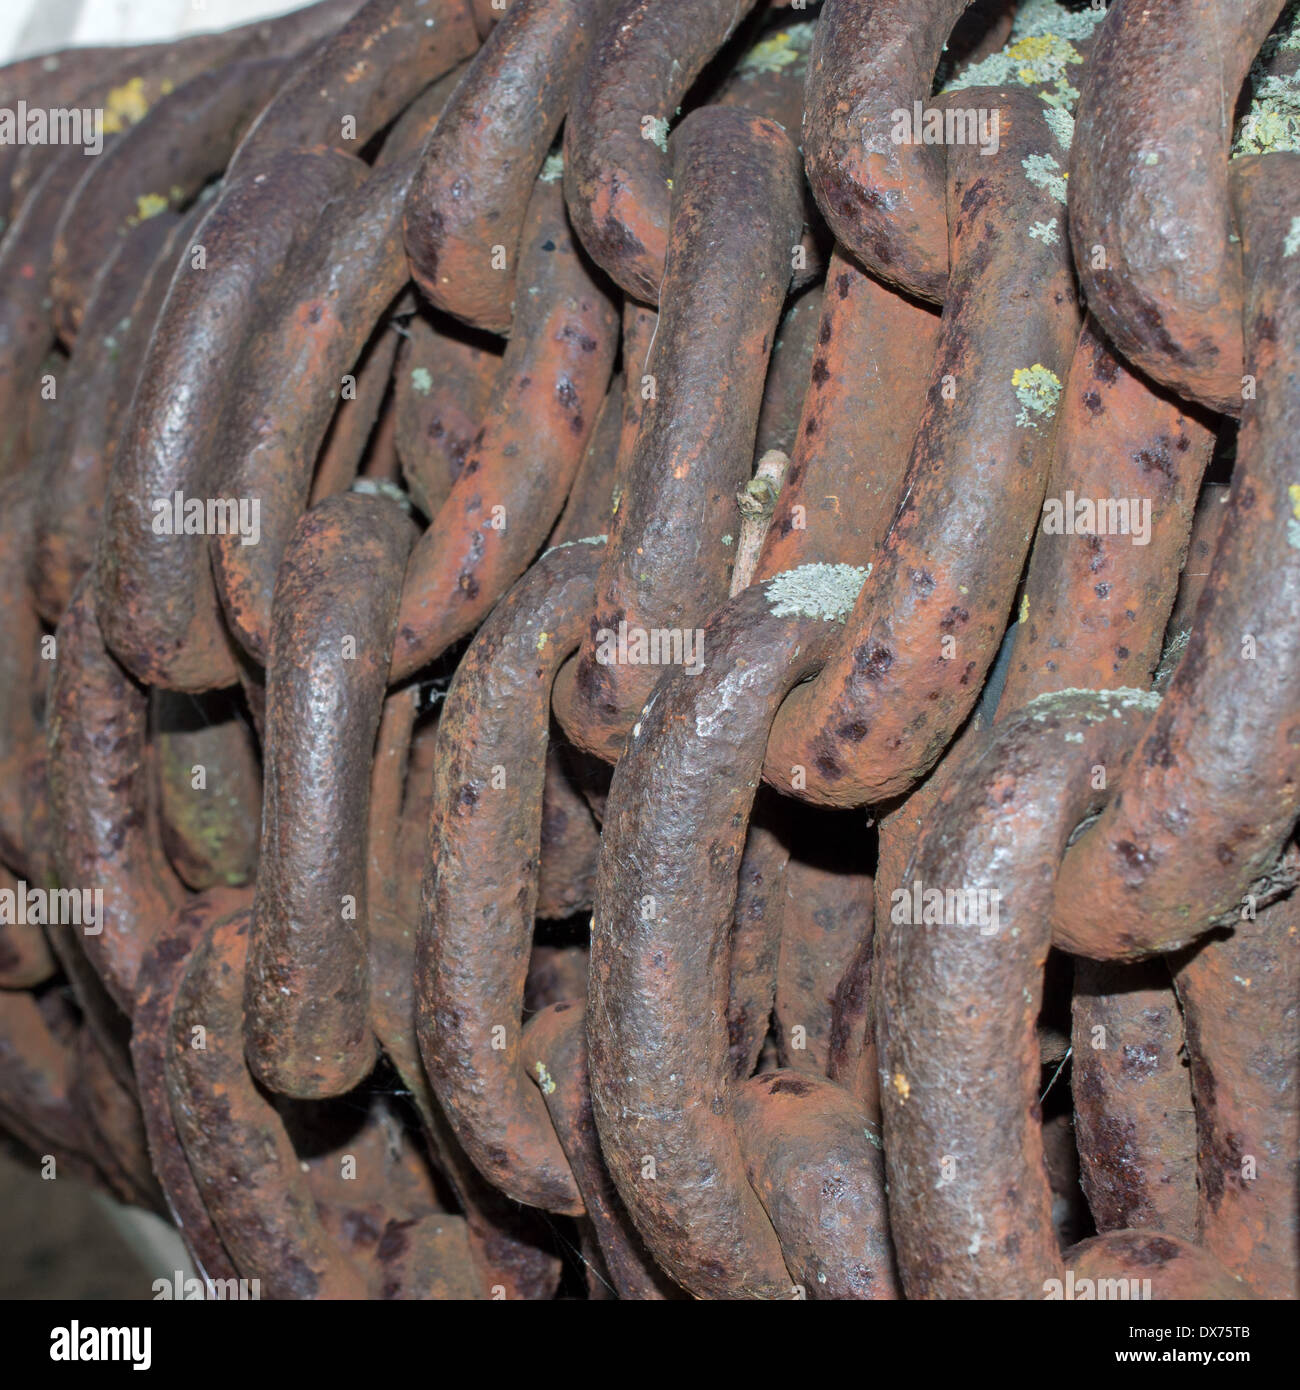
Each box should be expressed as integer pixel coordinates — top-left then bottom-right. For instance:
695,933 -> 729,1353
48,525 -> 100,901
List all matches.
539,150 -> 564,182
1025,686 -> 1163,725
1042,104 -> 1074,152
765,563 -> 870,621
533,1061 -> 556,1096
736,22 -> 817,77
1012,364 -> 1062,429
1285,216 -> 1300,256
1155,629 -> 1190,689
643,116 -> 670,153
1234,2 -> 1300,156
350,478 -> 411,513
1234,73 -> 1300,155
1029,217 -> 1060,245
539,534 -> 608,561
1022,152 -> 1067,204
410,366 -> 433,395
1011,0 -> 1108,44
943,0 -> 1103,112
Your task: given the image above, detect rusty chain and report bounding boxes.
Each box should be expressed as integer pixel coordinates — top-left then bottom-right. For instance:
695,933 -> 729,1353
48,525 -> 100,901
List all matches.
0,0 -> 1296,1305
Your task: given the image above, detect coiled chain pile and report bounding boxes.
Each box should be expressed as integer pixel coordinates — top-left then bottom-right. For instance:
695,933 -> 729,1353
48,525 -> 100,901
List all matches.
0,0 -> 1297,1300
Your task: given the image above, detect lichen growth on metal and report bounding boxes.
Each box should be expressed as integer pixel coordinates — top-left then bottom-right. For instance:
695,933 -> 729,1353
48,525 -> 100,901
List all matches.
1024,686 -> 1163,724
736,22 -> 817,77
1022,152 -> 1067,205
765,563 -> 870,621
644,116 -> 670,153
1234,1 -> 1300,156
539,533 -> 608,561
1012,364 -> 1062,429
943,0 -> 1103,111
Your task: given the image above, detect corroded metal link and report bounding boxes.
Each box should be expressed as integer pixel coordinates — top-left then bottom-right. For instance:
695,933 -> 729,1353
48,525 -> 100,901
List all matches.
732,1070 -> 897,1299
228,0 -> 478,178
1071,959 -> 1198,1242
405,0 -> 615,334
548,302 -> 656,555
1,0 -> 361,235
0,989 -> 98,1182
753,250 -> 937,577
0,864 -> 56,989
245,494 -> 415,1099
535,745 -> 602,920
211,155 -> 431,666
47,582 -> 183,1014
985,314 -> 1213,1247
369,845 -> 565,1299
774,815 -> 873,1077
132,887 -> 248,1283
714,14 -> 817,139
1049,155 -> 1300,958
310,314 -> 407,504
0,44 -> 149,232
167,908 -> 371,1299
713,17 -> 825,293
394,310 -> 502,517
68,1015 -> 162,1212
1070,0 -> 1285,414
31,204 -> 193,627
563,0 -> 762,303
1175,889 -> 1300,1298
49,57 -> 289,345
523,1001 -> 681,1297
588,566 -> 871,1298
803,0 -> 971,303
750,289 -> 822,468
0,148 -> 96,480
96,150 -> 368,692
762,90 -> 1078,806
867,299 -> 1217,1233
726,805 -> 787,1083
0,1 -> 368,479
0,472 -> 46,881
153,690 -> 261,892
877,689 -> 1225,1298
1063,1231 -> 1248,1301
555,107 -> 801,761
417,540 -> 603,1215
390,176 -> 617,681
548,374 -> 622,547
997,317 -> 1215,712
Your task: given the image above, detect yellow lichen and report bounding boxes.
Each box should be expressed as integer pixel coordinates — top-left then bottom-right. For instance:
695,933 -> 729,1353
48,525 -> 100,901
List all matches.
131,193 -> 169,225
101,77 -> 151,134
1012,364 -> 1062,430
